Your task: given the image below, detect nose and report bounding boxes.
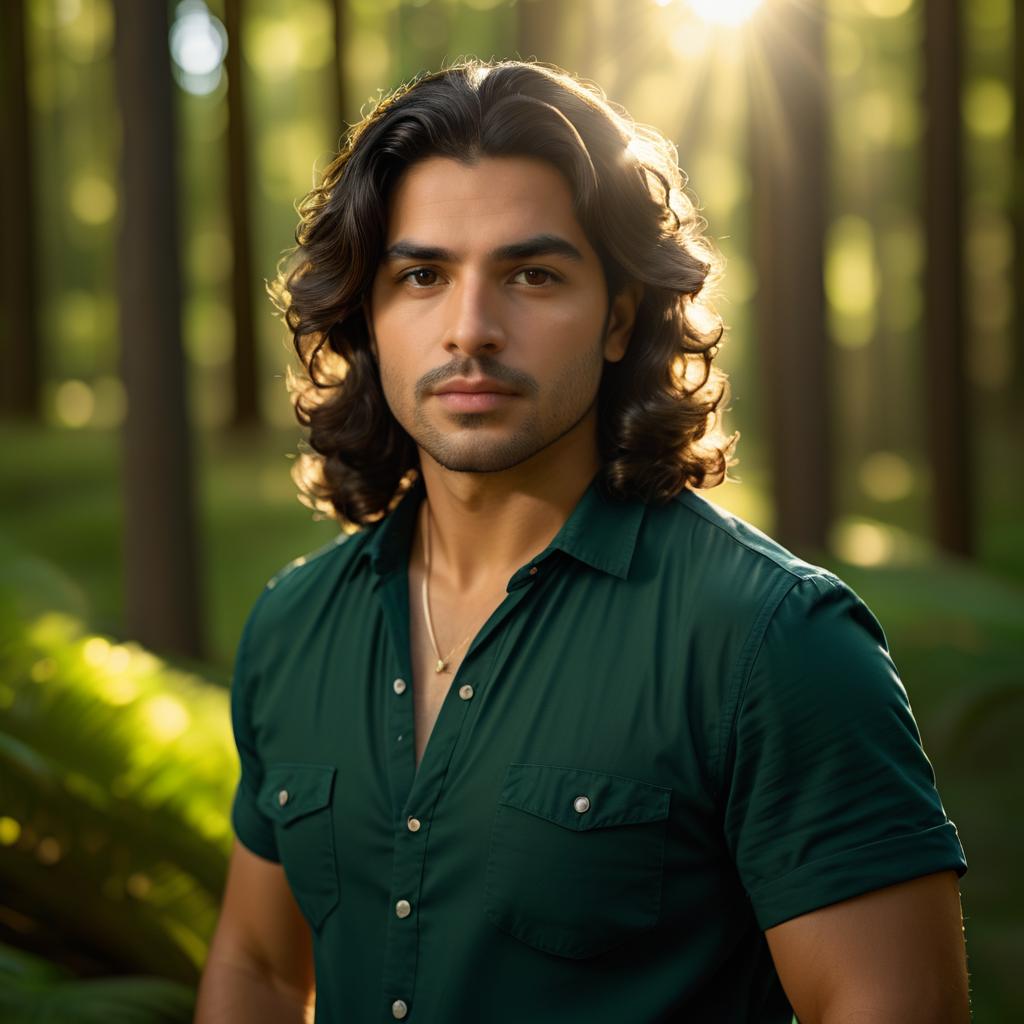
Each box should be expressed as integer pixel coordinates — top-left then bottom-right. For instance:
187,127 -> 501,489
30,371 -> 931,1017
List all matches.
441,274 -> 507,358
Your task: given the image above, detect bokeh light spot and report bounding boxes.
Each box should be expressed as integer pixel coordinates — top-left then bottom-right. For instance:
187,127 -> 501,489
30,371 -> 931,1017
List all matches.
964,79 -> 1013,140
82,636 -> 112,667
859,451 -> 915,502
140,694 -> 192,742
170,0 -> 228,95
0,818 -> 22,846
36,837 -> 63,865
54,380 -> 96,429
69,174 -> 117,226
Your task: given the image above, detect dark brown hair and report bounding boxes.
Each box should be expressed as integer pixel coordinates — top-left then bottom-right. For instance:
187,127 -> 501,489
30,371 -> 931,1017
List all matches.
270,59 -> 739,527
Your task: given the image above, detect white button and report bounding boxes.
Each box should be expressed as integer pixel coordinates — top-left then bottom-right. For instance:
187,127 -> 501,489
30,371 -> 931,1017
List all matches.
392,999 -> 408,1019
458,684 -> 474,700
573,795 -> 591,814
407,817 -> 421,832
395,898 -> 412,918
393,678 -> 407,694
278,789 -> 289,807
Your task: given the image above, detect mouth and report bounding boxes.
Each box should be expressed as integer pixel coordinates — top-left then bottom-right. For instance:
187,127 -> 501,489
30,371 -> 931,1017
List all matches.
431,374 -> 521,412
433,376 -> 519,396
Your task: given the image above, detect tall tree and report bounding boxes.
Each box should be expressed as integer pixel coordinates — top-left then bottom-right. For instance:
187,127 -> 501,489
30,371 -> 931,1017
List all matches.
517,0 -> 566,66
1012,2 -> 1024,429
112,0 -> 204,658
331,0 -> 349,136
0,0 -> 42,419
923,0 -> 973,556
748,2 -> 831,556
224,0 -> 260,428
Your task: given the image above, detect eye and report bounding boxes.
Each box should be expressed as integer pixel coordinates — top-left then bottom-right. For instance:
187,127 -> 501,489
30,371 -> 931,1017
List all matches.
400,267 -> 440,287
513,267 -> 559,287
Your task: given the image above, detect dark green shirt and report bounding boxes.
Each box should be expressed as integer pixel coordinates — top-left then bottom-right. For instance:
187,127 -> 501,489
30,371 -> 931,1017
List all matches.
229,470 -> 967,1023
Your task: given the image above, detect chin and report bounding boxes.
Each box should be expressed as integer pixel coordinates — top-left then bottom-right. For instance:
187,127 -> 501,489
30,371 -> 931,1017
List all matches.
421,437 -> 545,475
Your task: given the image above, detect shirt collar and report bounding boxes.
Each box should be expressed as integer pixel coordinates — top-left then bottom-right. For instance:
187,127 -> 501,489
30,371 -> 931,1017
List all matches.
360,469 -> 646,582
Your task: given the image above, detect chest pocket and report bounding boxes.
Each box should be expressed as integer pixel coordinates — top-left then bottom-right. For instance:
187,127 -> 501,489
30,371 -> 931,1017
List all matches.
261,763 -> 339,929
484,763 -> 671,959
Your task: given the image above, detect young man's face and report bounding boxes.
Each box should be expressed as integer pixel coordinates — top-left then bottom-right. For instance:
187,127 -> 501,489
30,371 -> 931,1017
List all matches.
367,154 -> 636,475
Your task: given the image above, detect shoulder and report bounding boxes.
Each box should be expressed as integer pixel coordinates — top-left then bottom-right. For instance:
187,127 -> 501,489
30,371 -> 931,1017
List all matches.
244,525 -> 375,638
639,486 -> 852,626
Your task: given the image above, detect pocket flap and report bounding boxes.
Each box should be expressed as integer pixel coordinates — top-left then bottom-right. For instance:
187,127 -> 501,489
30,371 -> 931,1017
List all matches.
262,763 -> 336,826
499,763 -> 670,832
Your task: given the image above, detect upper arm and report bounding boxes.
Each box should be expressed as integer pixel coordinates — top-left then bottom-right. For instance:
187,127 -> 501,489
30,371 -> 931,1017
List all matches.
206,838 -> 315,1002
722,574 -> 967,929
765,869 -> 970,1023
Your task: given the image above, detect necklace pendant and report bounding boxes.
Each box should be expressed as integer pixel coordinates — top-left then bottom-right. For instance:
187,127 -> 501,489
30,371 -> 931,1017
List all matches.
435,658 -> 447,673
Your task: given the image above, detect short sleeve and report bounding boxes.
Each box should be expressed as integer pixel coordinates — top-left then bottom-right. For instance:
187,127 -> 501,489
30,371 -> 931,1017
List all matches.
722,573 -> 967,930
228,590 -> 280,862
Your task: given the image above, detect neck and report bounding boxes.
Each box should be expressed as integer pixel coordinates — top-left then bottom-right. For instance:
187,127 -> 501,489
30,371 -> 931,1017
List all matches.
414,416 -> 601,594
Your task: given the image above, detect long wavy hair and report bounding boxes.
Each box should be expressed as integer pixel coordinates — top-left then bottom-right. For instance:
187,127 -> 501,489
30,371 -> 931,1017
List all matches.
270,59 -> 739,527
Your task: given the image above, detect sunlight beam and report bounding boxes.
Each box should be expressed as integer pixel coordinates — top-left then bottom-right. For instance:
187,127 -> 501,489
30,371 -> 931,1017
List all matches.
686,0 -> 764,27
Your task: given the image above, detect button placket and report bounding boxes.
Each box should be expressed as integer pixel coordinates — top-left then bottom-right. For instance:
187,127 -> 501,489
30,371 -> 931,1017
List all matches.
379,558 -> 539,1016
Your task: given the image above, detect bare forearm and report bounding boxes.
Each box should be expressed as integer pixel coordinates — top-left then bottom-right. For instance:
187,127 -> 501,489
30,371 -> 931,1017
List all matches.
194,957 -> 314,1024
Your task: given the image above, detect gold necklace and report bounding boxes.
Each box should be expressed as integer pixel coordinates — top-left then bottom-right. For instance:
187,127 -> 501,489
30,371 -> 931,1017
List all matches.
421,499 -> 478,674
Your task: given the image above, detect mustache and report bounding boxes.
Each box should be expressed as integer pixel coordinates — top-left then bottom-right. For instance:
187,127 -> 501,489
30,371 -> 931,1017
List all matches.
418,359 -> 536,397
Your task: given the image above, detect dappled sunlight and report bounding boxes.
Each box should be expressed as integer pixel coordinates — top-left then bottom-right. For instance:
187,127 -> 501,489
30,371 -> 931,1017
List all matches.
858,451 -> 915,503
830,515 -> 933,567
825,215 -> 879,349
138,694 -> 192,743
68,173 -> 116,226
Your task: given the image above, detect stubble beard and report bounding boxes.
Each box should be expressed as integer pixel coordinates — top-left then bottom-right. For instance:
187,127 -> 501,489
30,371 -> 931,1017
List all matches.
384,335 -> 607,475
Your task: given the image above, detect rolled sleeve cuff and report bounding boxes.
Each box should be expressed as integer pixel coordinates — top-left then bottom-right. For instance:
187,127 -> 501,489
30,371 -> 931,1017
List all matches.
231,784 -> 280,863
748,819 -> 968,930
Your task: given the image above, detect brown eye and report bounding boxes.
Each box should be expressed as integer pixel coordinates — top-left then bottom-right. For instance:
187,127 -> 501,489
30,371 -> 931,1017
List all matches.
405,268 -> 438,286
516,268 -> 556,286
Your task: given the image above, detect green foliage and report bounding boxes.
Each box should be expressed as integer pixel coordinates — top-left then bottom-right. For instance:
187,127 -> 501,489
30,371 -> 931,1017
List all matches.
0,558 -> 235,985
0,941 -> 194,1024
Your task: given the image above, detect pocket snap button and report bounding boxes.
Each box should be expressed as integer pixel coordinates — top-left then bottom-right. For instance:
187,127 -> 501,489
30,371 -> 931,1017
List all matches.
278,789 -> 289,807
573,795 -> 591,814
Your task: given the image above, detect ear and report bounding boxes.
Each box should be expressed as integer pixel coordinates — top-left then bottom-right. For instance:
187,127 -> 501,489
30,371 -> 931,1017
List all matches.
602,281 -> 644,363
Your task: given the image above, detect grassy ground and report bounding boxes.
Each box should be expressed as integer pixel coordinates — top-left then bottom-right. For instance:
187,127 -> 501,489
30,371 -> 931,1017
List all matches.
1,423 -> 1022,1019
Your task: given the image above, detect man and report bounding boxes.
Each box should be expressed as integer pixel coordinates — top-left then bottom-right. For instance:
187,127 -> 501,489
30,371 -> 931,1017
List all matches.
195,60 -> 969,1023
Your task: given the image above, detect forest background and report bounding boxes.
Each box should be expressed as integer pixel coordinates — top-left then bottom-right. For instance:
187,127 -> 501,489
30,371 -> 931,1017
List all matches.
0,0 -> 1021,1020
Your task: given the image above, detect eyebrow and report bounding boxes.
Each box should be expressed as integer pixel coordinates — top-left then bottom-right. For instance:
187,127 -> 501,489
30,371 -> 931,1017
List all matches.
382,233 -> 584,265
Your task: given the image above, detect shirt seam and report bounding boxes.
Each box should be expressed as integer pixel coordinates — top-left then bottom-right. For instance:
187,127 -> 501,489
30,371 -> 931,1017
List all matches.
713,572 -> 839,802
674,489 -> 833,581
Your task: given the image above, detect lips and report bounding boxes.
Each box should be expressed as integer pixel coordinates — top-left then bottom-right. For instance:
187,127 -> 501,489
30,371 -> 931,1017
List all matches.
433,378 -> 518,396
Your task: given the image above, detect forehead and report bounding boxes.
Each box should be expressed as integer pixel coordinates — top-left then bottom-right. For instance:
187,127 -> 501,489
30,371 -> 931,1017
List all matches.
384,155 -> 589,249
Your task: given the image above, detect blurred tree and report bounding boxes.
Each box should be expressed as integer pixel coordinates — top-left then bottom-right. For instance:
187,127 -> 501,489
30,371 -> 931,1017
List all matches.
331,0 -> 349,138
923,0 -> 973,557
112,0 -> 204,658
0,0 -> 41,420
517,0 -> 565,65
748,1 -> 831,556
1014,3 -> 1024,424
224,0 -> 260,429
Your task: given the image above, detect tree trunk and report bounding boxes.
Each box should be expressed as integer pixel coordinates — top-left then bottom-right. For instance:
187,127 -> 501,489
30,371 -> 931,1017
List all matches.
331,0 -> 349,136
0,0 -> 42,419
224,0 -> 260,429
1011,2 -> 1024,429
923,0 -> 973,556
112,0 -> 204,658
748,2 -> 831,557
